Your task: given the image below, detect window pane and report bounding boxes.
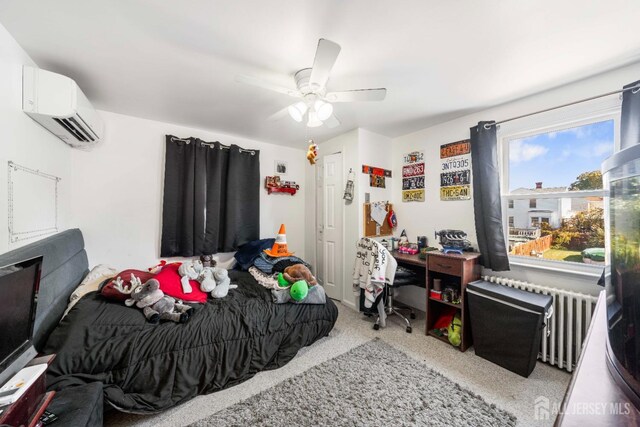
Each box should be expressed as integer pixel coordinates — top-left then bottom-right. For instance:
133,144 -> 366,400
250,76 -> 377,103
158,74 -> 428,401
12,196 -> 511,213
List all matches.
508,196 -> 604,263
509,120 -> 614,193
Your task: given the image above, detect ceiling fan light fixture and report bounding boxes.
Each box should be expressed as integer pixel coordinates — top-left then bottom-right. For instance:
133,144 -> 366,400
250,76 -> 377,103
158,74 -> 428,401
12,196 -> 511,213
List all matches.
314,100 -> 333,121
287,102 -> 308,123
307,110 -> 323,128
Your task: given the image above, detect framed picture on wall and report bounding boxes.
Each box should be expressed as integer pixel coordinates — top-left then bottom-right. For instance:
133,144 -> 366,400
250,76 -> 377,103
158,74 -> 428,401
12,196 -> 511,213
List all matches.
274,160 -> 288,176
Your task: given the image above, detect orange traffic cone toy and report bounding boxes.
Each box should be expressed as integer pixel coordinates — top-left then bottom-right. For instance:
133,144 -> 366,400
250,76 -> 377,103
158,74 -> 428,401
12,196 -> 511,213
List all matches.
264,224 -> 294,257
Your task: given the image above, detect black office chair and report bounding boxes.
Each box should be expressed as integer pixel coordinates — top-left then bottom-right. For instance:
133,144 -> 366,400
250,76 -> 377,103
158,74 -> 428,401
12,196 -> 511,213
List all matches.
360,267 -> 416,333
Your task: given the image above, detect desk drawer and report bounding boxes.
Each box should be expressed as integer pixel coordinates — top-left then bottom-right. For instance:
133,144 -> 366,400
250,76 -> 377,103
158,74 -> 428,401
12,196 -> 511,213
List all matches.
428,255 -> 462,276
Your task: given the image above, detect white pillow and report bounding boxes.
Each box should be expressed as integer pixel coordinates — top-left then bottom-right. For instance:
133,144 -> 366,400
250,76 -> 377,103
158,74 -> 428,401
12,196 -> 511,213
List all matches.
62,264 -> 117,319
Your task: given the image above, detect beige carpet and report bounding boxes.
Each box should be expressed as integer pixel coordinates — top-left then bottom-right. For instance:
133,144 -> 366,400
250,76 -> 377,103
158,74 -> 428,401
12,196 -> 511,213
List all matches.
106,302 -> 570,427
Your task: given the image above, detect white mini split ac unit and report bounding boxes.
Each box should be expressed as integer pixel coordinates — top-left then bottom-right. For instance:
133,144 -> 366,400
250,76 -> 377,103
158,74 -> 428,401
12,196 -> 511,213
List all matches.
22,66 -> 103,149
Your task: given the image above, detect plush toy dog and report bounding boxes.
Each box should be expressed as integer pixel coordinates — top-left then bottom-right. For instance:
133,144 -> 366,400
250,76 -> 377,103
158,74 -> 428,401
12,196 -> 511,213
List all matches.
283,264 -> 317,286
124,277 -> 193,323
178,260 -> 204,293
210,268 -> 237,299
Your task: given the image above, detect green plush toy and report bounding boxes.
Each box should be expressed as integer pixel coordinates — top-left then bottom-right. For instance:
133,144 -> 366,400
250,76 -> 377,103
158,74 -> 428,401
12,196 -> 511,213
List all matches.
289,280 -> 309,301
448,313 -> 462,347
277,273 -> 290,287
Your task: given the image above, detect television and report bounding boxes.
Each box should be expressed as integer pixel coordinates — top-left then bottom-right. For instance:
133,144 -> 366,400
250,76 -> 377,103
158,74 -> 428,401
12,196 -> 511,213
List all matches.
0,256 -> 42,387
603,142 -> 640,407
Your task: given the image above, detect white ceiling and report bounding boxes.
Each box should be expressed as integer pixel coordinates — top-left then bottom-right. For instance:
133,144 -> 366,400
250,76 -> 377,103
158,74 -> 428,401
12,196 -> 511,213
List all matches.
2,0 -> 640,147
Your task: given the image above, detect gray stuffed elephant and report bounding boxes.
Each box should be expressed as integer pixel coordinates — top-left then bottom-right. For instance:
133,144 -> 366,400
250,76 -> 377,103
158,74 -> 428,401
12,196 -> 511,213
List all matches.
125,278 -> 193,323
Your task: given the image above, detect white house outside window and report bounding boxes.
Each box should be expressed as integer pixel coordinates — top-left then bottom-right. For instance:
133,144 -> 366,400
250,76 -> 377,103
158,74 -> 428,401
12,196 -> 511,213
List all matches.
500,111 -> 618,269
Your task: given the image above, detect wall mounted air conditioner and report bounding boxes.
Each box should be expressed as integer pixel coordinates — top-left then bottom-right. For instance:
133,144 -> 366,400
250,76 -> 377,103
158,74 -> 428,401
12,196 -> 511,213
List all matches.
22,66 -> 103,149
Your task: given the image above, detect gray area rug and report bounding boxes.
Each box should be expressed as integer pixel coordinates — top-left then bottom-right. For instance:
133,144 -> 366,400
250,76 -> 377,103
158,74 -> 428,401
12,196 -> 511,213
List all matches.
189,339 -> 517,426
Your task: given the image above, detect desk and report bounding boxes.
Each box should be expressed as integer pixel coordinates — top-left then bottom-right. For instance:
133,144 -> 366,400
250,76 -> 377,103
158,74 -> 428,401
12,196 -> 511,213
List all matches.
391,251 -> 426,268
390,251 -> 427,289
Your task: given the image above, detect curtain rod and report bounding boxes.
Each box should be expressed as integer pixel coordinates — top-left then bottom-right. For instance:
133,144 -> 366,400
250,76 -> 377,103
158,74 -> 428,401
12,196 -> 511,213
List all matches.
484,82 -> 640,129
170,136 -> 255,155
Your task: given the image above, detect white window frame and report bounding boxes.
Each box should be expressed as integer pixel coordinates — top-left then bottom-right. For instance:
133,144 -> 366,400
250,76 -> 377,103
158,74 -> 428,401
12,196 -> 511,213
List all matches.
497,96 -> 620,277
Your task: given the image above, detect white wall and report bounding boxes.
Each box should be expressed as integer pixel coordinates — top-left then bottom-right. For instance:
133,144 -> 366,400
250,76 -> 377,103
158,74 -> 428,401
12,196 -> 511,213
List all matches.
0,23 -> 73,253
69,110 -> 307,270
391,62 -> 640,309
358,128 -> 394,216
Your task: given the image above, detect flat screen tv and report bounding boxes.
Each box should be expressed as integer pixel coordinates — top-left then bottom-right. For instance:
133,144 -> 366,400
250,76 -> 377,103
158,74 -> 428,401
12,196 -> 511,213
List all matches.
0,256 -> 42,387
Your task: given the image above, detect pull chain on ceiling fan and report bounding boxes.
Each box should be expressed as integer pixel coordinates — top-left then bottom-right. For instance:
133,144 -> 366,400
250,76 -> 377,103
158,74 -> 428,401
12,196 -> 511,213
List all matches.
236,39 -> 387,128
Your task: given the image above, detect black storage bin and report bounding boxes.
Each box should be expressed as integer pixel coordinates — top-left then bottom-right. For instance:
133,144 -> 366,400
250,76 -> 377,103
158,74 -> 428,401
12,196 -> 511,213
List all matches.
467,280 -> 553,377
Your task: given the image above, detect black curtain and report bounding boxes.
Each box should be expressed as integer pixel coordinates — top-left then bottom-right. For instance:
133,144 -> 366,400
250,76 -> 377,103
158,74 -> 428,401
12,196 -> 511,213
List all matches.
621,80 -> 640,150
161,136 -> 260,256
470,122 -> 510,271
201,140 -> 260,253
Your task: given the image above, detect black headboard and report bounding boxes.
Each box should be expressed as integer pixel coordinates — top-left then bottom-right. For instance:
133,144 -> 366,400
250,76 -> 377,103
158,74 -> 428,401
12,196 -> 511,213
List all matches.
0,229 -> 88,350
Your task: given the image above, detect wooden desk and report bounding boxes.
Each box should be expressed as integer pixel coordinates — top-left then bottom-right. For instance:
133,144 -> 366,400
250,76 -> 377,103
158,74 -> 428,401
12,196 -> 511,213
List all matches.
390,251 -> 426,267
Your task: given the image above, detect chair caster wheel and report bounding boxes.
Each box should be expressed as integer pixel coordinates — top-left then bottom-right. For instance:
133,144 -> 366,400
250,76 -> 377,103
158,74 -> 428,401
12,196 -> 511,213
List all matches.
373,324 -> 380,331
410,313 -> 416,319
406,326 -> 412,333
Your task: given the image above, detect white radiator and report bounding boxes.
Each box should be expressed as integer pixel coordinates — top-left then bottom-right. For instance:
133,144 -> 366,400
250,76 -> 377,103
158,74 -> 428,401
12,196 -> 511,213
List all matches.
482,275 -> 599,373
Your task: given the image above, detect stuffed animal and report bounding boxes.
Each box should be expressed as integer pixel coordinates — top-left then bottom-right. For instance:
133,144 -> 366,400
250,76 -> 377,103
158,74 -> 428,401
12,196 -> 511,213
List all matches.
178,260 -> 204,294
148,260 -> 167,274
124,277 -> 193,323
210,268 -> 237,299
200,254 -> 216,268
276,264 -> 317,302
199,267 -> 217,292
448,313 -> 462,347
283,264 -> 317,286
306,142 -> 318,165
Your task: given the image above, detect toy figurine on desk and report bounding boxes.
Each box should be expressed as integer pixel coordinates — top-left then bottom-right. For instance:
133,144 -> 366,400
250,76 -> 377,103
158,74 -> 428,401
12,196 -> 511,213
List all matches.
434,229 -> 471,255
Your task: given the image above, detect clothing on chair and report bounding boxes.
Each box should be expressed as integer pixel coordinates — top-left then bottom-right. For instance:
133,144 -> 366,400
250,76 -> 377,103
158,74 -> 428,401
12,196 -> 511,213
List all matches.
353,238 -> 397,326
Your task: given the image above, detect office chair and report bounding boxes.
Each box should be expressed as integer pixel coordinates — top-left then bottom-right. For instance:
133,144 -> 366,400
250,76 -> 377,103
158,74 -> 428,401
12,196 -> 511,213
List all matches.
372,282 -> 416,333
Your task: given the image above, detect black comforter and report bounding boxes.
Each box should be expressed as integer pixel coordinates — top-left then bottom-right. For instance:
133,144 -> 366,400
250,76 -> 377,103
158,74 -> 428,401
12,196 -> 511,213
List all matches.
43,271 -> 338,414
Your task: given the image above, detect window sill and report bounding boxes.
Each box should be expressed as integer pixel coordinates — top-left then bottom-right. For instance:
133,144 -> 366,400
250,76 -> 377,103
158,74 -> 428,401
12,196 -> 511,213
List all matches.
507,255 -> 604,278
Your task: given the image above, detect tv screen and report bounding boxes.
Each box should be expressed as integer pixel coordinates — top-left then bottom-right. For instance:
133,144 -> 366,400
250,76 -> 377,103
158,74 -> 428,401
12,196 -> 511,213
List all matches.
0,256 -> 42,385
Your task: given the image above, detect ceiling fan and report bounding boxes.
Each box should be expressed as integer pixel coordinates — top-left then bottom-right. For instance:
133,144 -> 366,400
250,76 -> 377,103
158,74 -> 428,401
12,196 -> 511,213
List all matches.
236,39 -> 387,128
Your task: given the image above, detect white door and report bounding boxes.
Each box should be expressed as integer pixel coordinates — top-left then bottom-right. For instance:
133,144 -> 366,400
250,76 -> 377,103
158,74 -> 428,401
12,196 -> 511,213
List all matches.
316,152 -> 343,300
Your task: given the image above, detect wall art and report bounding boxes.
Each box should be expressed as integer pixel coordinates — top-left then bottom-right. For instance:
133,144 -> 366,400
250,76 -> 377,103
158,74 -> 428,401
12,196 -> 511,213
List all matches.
402,150 -> 425,202
440,140 -> 471,201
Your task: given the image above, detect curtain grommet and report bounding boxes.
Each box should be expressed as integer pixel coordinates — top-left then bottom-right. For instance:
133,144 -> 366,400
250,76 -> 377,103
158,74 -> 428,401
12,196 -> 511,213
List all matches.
633,86 -> 640,94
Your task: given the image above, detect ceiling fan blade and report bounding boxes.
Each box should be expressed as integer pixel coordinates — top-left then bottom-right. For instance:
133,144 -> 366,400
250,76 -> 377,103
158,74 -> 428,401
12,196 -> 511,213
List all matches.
235,74 -> 301,98
267,106 -> 291,121
325,88 -> 387,102
324,114 -> 341,129
309,39 -> 341,90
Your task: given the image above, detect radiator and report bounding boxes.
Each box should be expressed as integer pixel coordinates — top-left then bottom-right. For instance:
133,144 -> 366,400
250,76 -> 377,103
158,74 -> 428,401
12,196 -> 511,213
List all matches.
481,275 -> 598,373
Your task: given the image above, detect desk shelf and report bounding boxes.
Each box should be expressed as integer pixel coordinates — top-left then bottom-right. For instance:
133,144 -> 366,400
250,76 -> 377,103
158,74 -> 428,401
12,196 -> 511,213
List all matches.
427,329 -> 451,345
428,297 -> 461,309
425,251 -> 480,352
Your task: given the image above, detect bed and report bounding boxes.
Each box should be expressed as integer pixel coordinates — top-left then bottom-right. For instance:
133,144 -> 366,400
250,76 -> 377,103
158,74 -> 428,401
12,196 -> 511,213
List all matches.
0,229 -> 338,414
